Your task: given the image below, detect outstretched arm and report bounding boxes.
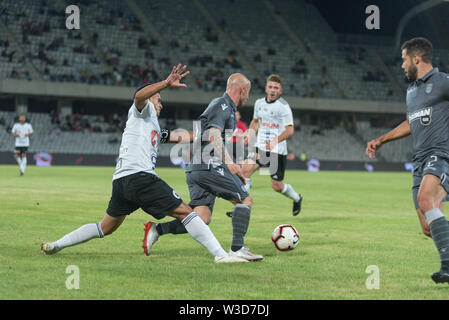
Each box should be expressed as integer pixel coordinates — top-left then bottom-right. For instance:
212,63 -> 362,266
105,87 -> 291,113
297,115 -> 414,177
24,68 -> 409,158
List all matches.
134,64 -> 190,111
365,118 -> 411,159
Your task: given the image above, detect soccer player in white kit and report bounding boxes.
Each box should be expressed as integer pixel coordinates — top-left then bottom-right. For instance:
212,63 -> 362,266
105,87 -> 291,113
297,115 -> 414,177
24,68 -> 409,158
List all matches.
11,114 -> 33,176
241,74 -> 303,216
41,64 -> 247,263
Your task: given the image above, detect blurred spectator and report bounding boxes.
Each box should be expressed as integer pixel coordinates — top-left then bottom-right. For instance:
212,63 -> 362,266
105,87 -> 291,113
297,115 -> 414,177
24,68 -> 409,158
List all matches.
267,47 -> 276,55
307,158 -> 320,172
205,26 -> 218,42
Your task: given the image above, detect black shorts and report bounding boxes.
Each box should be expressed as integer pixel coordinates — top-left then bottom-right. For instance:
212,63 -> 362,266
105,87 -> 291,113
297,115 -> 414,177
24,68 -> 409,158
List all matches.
248,147 -> 287,181
186,163 -> 249,213
106,172 -> 183,219
14,147 -> 28,154
412,154 -> 449,209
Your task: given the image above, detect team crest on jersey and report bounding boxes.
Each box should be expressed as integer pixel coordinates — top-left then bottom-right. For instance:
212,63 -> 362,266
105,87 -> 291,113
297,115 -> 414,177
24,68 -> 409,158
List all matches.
151,154 -> 157,165
172,190 -> 180,199
216,167 -> 225,176
426,83 -> 433,94
408,107 -> 432,126
151,130 -> 159,148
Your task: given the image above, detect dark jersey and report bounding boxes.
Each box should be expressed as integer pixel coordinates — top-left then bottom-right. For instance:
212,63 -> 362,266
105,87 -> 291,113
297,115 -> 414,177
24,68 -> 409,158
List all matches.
187,93 -> 237,171
406,68 -> 449,162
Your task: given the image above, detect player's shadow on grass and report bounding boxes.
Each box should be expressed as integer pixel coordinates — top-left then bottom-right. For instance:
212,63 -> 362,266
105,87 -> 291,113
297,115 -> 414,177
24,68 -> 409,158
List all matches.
297,216 -> 353,223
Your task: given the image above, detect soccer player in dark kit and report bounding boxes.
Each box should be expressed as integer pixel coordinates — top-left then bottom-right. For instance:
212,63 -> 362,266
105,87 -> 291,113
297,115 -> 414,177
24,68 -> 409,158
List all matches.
366,38 -> 449,283
143,73 -> 263,261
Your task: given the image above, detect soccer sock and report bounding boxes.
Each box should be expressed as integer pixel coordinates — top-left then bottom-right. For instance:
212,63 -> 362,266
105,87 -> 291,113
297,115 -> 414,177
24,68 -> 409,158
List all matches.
245,178 -> 252,192
53,223 -> 104,251
182,212 -> 227,257
231,204 -> 251,252
16,157 -> 22,169
281,183 -> 300,202
157,220 -> 187,235
425,208 -> 449,271
20,157 -> 27,173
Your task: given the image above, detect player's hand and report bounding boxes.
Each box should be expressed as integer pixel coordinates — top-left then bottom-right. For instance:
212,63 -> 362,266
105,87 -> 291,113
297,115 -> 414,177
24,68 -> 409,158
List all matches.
166,63 -> 190,88
366,138 -> 382,159
227,163 -> 246,185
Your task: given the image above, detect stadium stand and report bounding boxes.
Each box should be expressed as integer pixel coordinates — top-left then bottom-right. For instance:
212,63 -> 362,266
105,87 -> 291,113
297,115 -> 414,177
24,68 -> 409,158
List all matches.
1,0 -> 443,166
2,108 -> 413,163
356,121 -> 413,162
0,0 -> 416,101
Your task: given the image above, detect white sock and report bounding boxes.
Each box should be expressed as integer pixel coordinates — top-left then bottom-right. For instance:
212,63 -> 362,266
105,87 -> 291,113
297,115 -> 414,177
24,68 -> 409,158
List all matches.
53,223 -> 104,250
20,157 -> 27,173
282,183 -> 300,202
182,212 -> 227,257
16,157 -> 22,168
245,178 -> 252,192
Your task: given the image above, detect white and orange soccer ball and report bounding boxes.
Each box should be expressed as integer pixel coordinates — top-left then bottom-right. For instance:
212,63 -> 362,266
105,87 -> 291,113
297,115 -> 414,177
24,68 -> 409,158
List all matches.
271,224 -> 300,251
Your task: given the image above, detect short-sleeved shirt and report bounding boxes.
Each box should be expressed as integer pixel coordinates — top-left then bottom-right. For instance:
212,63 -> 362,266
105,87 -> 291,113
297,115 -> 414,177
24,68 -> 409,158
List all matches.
253,97 -> 294,155
12,122 -> 33,147
113,101 -> 162,180
187,93 -> 237,171
406,67 -> 449,163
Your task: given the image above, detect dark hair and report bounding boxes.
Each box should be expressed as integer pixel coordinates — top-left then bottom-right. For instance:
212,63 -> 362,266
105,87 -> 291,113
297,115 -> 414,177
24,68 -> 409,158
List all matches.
401,37 -> 433,63
133,83 -> 151,99
266,74 -> 283,86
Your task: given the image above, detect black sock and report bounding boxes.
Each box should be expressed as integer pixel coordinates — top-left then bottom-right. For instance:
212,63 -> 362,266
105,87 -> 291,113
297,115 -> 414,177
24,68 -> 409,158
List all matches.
157,220 -> 187,235
426,210 -> 449,272
442,260 -> 449,272
231,204 -> 251,252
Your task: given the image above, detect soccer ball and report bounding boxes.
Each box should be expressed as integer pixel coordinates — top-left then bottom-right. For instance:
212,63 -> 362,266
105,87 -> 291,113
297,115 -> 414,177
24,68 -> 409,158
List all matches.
271,224 -> 300,251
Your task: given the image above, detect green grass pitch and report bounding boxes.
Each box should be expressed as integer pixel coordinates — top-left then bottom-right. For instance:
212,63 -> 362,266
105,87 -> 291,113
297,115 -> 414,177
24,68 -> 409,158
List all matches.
1,165 -> 448,299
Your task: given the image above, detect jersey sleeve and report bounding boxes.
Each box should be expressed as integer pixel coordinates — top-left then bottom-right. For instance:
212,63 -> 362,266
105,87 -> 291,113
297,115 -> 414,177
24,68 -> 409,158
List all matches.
28,124 -> 34,134
11,124 -> 17,134
281,104 -> 294,127
206,101 -> 227,131
131,101 -> 153,119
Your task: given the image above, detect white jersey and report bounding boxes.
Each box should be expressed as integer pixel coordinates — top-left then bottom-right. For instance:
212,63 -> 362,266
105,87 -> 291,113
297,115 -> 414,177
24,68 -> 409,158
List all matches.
12,122 -> 33,147
113,101 -> 161,180
253,97 -> 294,155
